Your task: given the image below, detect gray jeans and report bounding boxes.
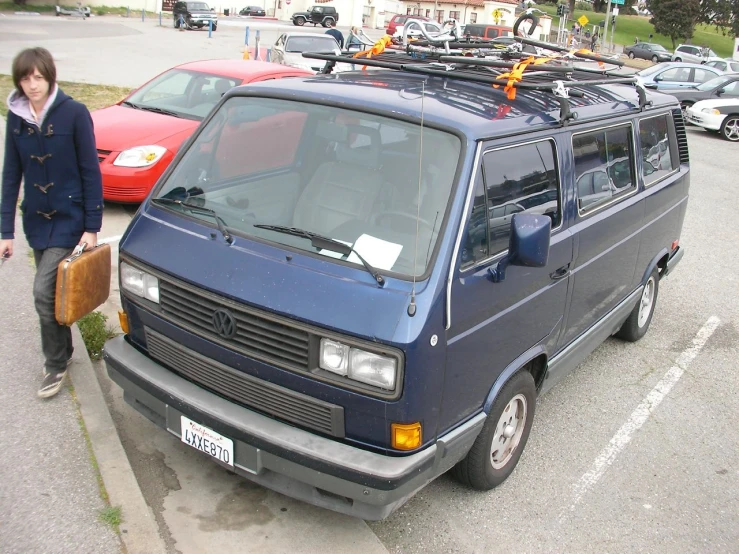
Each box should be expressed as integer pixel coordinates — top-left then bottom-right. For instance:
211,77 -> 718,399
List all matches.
33,247 -> 75,373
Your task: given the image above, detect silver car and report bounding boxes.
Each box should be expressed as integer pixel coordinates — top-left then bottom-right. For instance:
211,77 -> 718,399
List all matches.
272,33 -> 353,73
671,44 -> 719,64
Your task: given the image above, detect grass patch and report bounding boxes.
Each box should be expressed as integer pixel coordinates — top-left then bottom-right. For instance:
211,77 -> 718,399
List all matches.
77,311 -> 118,360
0,74 -> 132,118
537,5 -> 735,57
99,506 -> 123,529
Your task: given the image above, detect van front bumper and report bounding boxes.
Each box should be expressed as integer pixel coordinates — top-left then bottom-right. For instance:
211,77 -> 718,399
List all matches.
103,336 -> 485,520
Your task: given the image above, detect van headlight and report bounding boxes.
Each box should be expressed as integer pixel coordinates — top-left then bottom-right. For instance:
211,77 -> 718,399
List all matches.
319,338 -> 397,390
114,145 -> 167,168
120,261 -> 160,303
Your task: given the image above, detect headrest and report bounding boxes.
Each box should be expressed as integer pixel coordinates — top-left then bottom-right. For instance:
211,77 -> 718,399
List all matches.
334,124 -> 381,168
215,79 -> 231,96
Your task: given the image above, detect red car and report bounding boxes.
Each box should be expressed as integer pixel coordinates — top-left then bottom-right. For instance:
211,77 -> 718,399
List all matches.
92,60 -> 310,203
386,14 -> 430,36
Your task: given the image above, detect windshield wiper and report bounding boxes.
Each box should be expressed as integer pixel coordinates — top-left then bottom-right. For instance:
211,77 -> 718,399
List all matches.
253,224 -> 385,287
151,197 -> 233,244
138,105 -> 181,117
121,101 -> 141,109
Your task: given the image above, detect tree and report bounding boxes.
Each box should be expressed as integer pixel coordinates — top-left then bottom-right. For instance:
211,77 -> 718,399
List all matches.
699,0 -> 739,36
647,0 -> 701,47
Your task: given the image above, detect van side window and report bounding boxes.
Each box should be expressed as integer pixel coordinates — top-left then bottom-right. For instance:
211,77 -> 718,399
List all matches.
573,125 -> 635,212
639,114 -> 676,185
460,178 -> 488,268
480,139 -> 561,258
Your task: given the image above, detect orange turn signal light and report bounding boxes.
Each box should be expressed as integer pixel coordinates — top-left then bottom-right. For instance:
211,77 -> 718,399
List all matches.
671,239 -> 679,251
391,422 -> 422,451
118,310 -> 129,334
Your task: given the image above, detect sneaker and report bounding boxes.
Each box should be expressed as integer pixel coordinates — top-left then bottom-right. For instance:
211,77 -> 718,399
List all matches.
38,370 -> 67,399
43,357 -> 73,377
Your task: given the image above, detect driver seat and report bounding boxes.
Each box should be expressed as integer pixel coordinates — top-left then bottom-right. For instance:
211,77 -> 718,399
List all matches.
292,124 -> 384,237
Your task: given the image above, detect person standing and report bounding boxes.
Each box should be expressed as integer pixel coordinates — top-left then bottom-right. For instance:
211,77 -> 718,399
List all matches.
325,19 -> 345,49
0,47 -> 103,398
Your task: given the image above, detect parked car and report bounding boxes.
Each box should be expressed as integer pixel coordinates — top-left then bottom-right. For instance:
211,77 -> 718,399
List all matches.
105,50 -> 689,521
666,74 -> 739,114
290,5 -> 338,27
671,44 -> 720,64
704,58 -> 739,73
91,60 -> 310,203
623,42 -> 672,63
272,33 -> 353,72
386,14 -> 431,36
636,62 -> 723,90
393,19 -> 444,39
239,5 -> 265,16
685,98 -> 739,141
173,0 -> 217,30
462,23 -> 512,40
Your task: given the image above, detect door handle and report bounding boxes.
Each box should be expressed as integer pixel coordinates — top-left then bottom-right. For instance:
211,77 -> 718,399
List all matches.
550,264 -> 570,281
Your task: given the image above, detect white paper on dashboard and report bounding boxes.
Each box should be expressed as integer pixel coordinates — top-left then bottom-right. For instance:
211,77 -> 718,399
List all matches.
318,239 -> 353,259
347,234 -> 403,271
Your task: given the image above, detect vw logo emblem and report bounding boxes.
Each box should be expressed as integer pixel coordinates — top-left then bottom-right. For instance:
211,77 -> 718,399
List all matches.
212,309 -> 237,339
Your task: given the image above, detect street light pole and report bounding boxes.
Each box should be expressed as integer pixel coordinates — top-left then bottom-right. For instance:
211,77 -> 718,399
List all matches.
603,0 -> 612,54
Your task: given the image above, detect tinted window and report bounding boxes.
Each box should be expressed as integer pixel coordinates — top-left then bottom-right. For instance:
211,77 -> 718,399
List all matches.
461,178 -> 488,267
639,115 -> 676,185
285,36 -> 339,52
573,125 -> 635,212
481,140 -> 560,257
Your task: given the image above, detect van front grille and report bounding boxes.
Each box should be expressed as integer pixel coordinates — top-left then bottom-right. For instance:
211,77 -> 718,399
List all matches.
672,108 -> 690,165
158,279 -> 310,371
145,328 -> 344,437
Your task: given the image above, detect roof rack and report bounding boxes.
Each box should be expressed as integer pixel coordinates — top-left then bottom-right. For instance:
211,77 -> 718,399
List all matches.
304,13 -> 653,125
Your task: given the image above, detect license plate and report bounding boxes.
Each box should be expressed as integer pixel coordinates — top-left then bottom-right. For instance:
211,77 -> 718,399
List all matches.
180,416 -> 234,466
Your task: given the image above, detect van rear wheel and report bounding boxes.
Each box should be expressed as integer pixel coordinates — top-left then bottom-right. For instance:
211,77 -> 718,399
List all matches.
452,370 -> 536,490
616,268 -> 659,342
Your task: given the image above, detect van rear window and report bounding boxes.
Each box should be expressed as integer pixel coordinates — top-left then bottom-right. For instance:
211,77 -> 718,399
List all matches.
639,114 -> 677,185
573,125 -> 636,212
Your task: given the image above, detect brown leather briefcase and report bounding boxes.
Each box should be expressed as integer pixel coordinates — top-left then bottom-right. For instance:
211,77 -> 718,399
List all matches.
55,243 -> 112,326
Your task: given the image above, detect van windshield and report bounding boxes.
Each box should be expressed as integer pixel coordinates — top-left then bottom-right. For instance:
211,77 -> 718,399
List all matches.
154,97 -> 462,278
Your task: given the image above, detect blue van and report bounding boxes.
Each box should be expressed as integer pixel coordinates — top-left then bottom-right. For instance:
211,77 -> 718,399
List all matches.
104,53 -> 689,520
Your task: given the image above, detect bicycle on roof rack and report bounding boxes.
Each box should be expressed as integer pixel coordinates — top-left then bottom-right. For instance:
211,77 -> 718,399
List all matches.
306,9 -> 650,126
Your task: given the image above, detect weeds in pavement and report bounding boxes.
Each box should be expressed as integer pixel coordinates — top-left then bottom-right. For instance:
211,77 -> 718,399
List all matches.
78,311 -> 118,360
0,75 -> 132,118
99,506 -> 123,530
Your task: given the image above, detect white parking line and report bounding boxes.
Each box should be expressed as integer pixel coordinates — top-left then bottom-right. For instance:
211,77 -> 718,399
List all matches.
99,235 -> 122,245
560,316 -> 721,522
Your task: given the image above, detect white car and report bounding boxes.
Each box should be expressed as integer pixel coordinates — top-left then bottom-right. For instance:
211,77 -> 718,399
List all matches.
685,98 -> 739,141
271,33 -> 353,73
393,19 -> 444,39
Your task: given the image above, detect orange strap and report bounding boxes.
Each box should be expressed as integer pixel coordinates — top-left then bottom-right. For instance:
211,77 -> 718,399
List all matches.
573,48 -> 605,68
493,56 -> 553,100
352,34 -> 393,70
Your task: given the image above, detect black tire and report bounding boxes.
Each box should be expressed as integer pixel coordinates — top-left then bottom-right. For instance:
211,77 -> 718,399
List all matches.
616,268 -> 659,342
211,23 -> 217,31
452,370 -> 536,490
652,55 -> 659,63
174,16 -> 179,27
294,16 -> 305,26
674,57 -> 682,62
720,115 -> 739,141
322,17 -> 334,27
628,51 -> 635,59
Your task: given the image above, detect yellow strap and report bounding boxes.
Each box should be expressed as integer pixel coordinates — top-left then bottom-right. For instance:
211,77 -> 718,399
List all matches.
493,56 -> 553,100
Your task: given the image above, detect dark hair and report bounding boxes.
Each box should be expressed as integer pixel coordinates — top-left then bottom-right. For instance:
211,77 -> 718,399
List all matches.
11,47 -> 57,96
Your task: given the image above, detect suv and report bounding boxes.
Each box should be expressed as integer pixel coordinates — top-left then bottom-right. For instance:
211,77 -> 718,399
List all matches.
672,44 -> 719,64
386,14 -> 431,36
106,43 -> 689,522
173,1 -> 217,30
291,5 -> 338,27
462,24 -> 512,39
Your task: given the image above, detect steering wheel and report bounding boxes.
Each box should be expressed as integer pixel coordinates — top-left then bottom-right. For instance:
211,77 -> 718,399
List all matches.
513,9 -> 540,38
374,211 -> 436,234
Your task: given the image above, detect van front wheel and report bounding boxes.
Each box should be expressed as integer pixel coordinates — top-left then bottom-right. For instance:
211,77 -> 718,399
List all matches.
452,370 -> 536,490
616,268 -> 659,342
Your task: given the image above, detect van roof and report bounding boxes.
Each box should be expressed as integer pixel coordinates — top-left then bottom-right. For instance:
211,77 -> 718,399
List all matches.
231,69 -> 678,138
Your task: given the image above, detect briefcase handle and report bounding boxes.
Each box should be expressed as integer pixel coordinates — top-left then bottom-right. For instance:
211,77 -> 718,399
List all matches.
66,242 -> 97,263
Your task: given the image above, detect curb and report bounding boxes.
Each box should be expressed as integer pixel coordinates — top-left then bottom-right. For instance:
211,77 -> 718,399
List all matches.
70,325 -> 168,554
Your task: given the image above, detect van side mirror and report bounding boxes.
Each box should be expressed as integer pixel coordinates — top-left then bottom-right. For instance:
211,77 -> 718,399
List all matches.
488,214 -> 551,283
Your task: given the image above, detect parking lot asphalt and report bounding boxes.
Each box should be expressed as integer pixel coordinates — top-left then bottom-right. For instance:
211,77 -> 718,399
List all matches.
1,15 -> 737,553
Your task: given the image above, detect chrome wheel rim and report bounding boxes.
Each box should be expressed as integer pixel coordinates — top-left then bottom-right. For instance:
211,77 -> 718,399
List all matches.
638,277 -> 656,328
490,394 -> 527,469
724,118 -> 739,141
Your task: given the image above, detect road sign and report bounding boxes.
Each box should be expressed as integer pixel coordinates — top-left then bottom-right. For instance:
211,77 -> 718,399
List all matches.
577,15 -> 589,27
612,0 -> 625,4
